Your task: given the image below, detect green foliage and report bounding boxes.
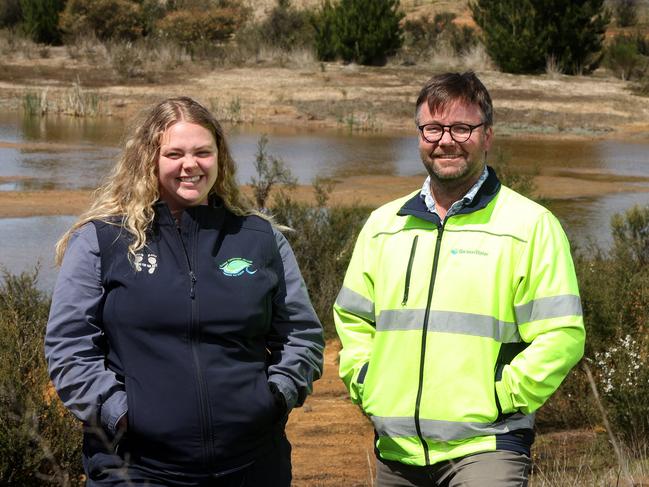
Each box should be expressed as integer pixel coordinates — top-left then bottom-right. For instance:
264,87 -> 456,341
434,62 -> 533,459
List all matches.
271,188 -> 371,338
59,0 -> 144,41
0,270 -> 83,485
257,0 -> 315,51
614,0 -> 638,27
574,205 -> 649,439
249,135 -> 297,211
402,12 -> 477,59
604,34 -> 648,80
313,0 -> 404,66
471,0 -> 610,75
0,0 -> 21,28
19,0 -> 64,44
156,5 -> 247,56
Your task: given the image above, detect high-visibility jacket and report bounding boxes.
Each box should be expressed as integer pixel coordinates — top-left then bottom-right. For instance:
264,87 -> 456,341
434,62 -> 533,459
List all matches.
334,168 -> 585,466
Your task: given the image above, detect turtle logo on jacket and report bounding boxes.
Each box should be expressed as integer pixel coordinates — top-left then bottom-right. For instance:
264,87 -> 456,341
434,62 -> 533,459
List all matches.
219,258 -> 258,277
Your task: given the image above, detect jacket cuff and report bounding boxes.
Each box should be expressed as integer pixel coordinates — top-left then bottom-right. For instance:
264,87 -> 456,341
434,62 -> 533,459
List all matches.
101,391 -> 128,435
495,380 -> 516,415
269,375 -> 298,412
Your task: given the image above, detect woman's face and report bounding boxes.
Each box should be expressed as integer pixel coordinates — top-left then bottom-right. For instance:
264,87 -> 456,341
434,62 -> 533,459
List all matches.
158,121 -> 218,215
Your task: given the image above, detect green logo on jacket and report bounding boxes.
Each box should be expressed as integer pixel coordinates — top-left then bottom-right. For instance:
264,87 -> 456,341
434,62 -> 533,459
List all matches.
219,258 -> 258,277
450,248 -> 488,257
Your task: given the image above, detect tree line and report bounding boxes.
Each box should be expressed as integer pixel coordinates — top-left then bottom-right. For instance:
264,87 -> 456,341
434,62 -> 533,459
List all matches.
0,0 -> 646,78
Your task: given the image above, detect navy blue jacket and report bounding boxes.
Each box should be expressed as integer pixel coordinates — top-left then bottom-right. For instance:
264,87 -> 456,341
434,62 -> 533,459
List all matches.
46,200 -> 324,473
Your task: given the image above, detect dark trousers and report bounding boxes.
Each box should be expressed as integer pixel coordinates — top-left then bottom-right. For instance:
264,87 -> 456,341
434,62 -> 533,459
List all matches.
83,433 -> 292,487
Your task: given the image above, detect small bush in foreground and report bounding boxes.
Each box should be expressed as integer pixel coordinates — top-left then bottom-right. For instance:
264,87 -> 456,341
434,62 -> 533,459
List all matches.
0,270 -> 83,485
271,188 -> 371,338
577,205 -> 649,440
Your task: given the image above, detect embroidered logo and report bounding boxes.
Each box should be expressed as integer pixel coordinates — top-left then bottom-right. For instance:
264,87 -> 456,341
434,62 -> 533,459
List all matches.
450,248 -> 488,257
134,253 -> 158,274
219,258 -> 258,277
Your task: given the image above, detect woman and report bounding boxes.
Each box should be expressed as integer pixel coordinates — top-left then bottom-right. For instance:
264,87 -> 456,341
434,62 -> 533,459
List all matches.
45,97 -> 324,486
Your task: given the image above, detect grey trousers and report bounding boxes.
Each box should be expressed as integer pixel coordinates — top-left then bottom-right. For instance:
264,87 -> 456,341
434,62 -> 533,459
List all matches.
376,450 -> 531,487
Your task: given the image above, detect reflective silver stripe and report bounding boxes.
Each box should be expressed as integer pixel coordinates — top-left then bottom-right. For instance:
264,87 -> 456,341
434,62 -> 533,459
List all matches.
515,295 -> 583,325
371,413 -> 535,442
377,309 -> 521,343
335,286 -> 375,323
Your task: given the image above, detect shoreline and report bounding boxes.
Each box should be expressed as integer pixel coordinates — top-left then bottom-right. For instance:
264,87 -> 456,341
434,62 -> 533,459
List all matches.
1,174 -> 647,219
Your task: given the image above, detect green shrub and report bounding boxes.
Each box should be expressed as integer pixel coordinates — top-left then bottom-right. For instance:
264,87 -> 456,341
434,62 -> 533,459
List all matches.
257,0 -> 315,52
402,12 -> 454,58
156,5 -> 247,57
604,34 -> 647,80
0,270 -> 83,485
271,190 -> 371,338
614,0 -> 638,27
0,0 -> 21,28
59,0 -> 144,41
19,0 -> 64,44
471,0 -> 610,75
446,23 -> 478,57
403,12 -> 478,60
313,0 -> 404,66
249,135 -> 297,210
575,205 -> 649,440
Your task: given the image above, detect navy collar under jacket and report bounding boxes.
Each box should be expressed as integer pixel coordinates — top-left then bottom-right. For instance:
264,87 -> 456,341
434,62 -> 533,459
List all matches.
397,166 -> 502,224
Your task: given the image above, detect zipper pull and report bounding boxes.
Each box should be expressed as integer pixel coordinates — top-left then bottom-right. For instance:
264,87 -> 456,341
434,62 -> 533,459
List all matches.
189,271 -> 197,299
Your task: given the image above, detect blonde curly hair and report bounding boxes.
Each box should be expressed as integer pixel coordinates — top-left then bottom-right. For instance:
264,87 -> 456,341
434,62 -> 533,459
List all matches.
55,96 -> 252,265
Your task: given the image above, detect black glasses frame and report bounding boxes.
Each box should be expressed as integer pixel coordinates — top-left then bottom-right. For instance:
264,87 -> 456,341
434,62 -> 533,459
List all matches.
418,122 -> 485,143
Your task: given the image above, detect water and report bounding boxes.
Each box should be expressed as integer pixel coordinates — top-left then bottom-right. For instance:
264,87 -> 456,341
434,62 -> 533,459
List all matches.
1,113 -> 648,290
0,216 -> 76,291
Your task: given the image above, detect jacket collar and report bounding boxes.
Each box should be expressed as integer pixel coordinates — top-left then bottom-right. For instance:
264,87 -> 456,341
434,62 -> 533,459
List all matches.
397,166 -> 501,224
154,193 -> 226,228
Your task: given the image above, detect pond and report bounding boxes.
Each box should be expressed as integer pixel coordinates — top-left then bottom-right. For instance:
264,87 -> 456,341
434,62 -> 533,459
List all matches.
1,113 -> 648,290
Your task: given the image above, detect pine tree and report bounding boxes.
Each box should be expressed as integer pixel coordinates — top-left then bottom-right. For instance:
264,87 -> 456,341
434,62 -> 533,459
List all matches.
19,0 -> 65,44
313,0 -> 404,66
471,0 -> 610,75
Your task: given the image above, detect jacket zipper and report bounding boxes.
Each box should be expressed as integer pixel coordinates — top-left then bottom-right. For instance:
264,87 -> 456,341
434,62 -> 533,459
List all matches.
413,223 -> 444,466
174,223 -> 215,467
401,235 -> 419,306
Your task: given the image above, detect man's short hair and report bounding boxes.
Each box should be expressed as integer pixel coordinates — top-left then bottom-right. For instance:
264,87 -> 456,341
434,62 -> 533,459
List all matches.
415,71 -> 493,127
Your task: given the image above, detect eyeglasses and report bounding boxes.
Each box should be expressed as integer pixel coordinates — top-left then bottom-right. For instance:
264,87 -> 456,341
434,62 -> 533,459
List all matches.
418,122 -> 485,143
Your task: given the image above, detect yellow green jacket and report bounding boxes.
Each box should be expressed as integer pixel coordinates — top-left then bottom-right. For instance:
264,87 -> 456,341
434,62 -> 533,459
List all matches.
334,168 -> 585,466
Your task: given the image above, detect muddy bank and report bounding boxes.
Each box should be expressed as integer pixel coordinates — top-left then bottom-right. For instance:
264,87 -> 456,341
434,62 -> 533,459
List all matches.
2,51 -> 649,141
1,174 -> 647,219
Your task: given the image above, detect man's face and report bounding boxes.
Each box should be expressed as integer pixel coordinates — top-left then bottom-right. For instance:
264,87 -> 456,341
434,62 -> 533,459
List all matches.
417,100 -> 492,187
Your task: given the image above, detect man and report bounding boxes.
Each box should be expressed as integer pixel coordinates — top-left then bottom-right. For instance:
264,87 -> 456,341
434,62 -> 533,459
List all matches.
333,72 -> 585,486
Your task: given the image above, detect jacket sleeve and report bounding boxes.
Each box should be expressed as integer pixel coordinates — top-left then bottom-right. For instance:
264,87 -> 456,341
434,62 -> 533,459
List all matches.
333,220 -> 376,406
44,223 -> 127,434
267,228 -> 325,412
496,211 -> 586,415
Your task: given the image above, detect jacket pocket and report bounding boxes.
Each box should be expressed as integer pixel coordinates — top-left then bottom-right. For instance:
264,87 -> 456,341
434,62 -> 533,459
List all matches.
356,361 -> 370,406
494,342 -> 529,418
401,235 -> 419,306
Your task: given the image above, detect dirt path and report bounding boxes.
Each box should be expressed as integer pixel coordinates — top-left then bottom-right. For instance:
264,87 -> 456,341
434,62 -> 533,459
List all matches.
287,340 -> 375,486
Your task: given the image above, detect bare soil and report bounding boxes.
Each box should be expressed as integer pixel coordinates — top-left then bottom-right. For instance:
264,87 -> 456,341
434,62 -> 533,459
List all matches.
287,340 -> 375,486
